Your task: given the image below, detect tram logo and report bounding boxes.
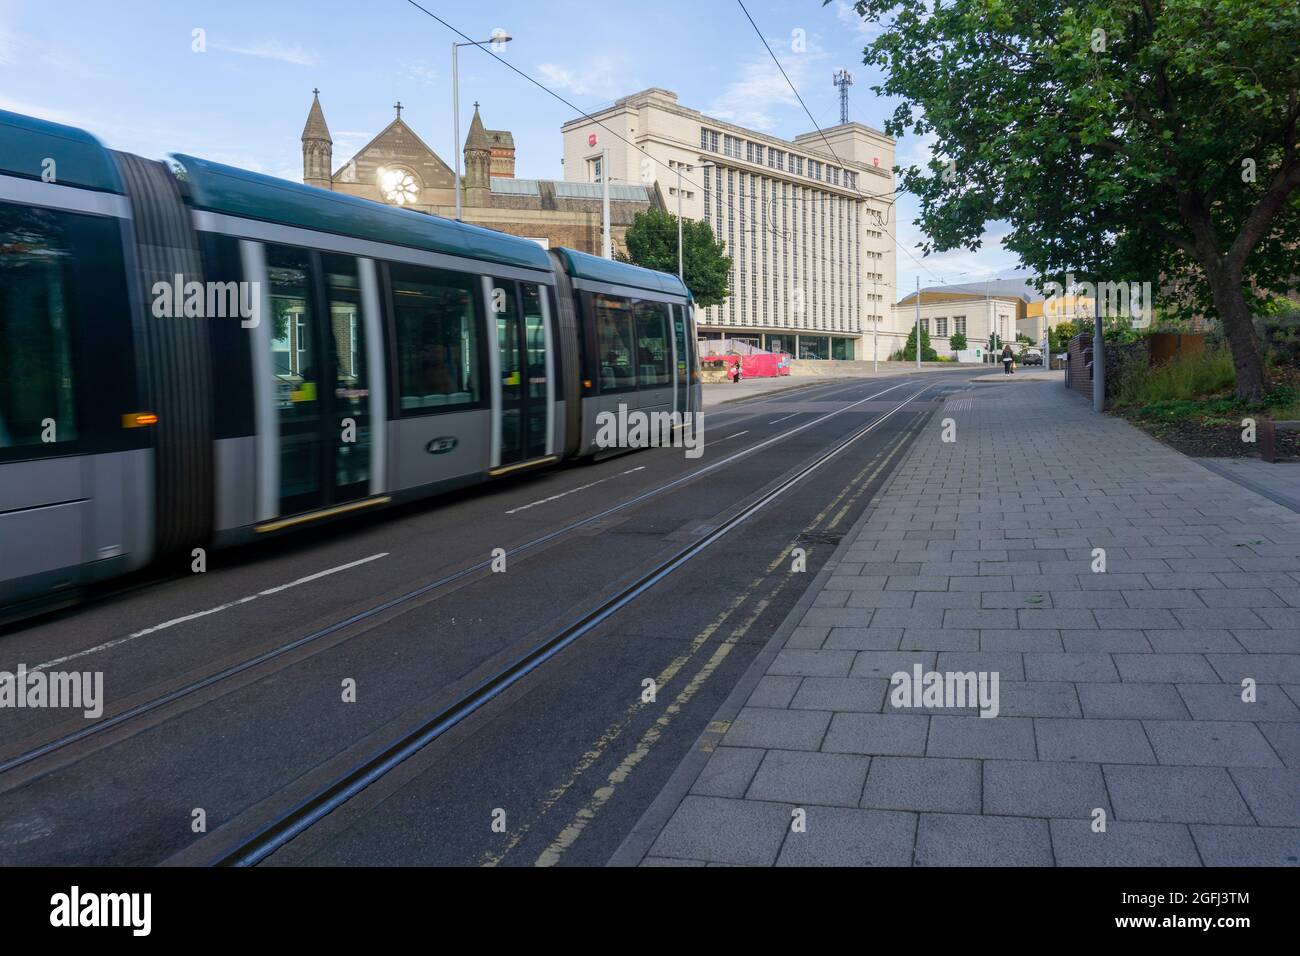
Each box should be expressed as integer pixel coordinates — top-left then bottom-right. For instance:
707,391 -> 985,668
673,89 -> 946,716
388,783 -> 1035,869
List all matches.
0,664 -> 104,719
426,436 -> 458,455
150,274 -> 261,328
594,405 -> 704,459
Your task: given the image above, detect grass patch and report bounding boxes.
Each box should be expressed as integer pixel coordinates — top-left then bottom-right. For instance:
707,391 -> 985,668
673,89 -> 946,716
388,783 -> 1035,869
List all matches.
1113,347 -> 1237,408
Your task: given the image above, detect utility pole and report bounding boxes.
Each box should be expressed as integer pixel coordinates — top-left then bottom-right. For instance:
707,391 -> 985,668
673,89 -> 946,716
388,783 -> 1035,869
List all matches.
1093,275 -> 1105,411
677,163 -> 684,280
601,147 -> 611,260
914,276 -> 921,370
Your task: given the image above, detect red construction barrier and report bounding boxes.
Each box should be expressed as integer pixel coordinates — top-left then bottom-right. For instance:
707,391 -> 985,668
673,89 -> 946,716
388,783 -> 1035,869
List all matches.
741,352 -> 791,378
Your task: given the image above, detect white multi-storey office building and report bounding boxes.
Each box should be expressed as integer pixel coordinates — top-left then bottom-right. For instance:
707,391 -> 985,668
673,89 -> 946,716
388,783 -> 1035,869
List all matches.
561,89 -> 897,360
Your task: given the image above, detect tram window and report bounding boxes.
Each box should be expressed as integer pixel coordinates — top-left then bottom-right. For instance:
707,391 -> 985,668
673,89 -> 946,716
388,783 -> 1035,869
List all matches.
634,302 -> 671,387
390,263 -> 480,413
0,204 -> 78,449
520,283 -> 548,401
593,293 -> 636,392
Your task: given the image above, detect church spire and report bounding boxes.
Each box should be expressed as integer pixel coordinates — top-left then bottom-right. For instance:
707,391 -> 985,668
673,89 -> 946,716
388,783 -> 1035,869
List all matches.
463,103 -> 492,205
302,89 -> 333,189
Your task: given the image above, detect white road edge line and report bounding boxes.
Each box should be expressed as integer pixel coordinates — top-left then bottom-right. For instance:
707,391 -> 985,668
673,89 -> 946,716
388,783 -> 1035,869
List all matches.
768,413 -> 799,424
505,466 -> 646,515
31,553 -> 390,672
716,431 -> 750,443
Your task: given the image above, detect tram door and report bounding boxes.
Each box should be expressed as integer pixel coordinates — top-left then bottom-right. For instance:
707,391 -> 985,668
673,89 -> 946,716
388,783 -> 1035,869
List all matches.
489,279 -> 551,468
672,303 -> 692,418
263,245 -> 372,516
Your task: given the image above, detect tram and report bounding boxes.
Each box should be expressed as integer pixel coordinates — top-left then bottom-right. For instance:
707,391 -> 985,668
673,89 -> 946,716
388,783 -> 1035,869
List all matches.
0,109 -> 700,615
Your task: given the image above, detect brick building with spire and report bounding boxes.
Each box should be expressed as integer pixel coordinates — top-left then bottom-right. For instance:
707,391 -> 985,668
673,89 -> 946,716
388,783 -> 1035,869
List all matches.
299,92 -> 658,255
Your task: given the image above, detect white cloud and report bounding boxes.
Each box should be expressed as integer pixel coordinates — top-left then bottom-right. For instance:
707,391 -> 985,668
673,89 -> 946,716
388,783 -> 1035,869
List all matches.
537,59 -> 628,100
834,1 -> 884,37
402,61 -> 437,85
212,38 -> 319,68
705,35 -> 828,131
0,27 -> 15,66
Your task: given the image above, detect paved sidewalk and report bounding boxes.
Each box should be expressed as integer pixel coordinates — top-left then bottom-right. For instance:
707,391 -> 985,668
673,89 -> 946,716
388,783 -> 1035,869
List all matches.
620,380 -> 1300,866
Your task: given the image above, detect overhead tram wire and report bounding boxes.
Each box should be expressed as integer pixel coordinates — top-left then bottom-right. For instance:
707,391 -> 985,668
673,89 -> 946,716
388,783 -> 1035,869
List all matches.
732,0 -> 949,288
400,0 -> 895,239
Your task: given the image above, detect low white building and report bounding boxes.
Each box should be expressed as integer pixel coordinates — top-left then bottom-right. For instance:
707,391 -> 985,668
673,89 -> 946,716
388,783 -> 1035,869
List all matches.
893,281 -> 1044,360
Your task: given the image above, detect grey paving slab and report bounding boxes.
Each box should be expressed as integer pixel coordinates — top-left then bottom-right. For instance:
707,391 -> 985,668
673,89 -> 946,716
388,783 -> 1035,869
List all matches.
746,749 -> 870,807
1176,682 -> 1300,722
914,814 -> 1053,867
691,747 -> 766,798
1112,653 -> 1219,683
1077,683 -> 1190,720
775,808 -> 917,866
821,712 -> 930,756
860,756 -> 981,814
789,677 -> 888,713
1103,764 -> 1254,824
648,795 -> 793,865
746,675 -> 803,709
724,707 -> 830,751
823,626 -> 904,650
1049,820 -> 1202,866
927,715 -> 1037,759
1035,718 -> 1157,763
1143,720 -> 1283,768
996,682 -> 1082,718
1024,653 -> 1119,682
1228,768 -> 1300,827
983,760 -> 1109,818
1190,824 -> 1300,866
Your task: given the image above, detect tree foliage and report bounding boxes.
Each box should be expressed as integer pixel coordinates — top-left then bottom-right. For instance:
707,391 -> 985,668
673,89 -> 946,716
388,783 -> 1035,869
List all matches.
900,321 -> 939,361
832,0 -> 1300,399
620,208 -> 733,308
950,330 -> 969,351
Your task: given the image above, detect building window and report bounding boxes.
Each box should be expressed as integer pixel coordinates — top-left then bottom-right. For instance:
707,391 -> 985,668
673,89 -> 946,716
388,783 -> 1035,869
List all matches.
589,156 -> 603,183
700,128 -> 719,152
791,155 -> 803,176
798,334 -> 829,360
955,315 -> 966,335
936,317 -> 948,336
832,337 -> 854,361
724,135 -> 742,159
828,167 -> 839,186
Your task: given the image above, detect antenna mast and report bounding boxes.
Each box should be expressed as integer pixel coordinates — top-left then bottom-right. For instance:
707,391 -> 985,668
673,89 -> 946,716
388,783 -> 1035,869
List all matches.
833,69 -> 853,124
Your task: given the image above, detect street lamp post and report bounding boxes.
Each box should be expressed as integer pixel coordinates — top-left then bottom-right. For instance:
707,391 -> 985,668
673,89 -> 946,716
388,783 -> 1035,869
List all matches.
452,32 -> 512,222
677,165 -> 683,280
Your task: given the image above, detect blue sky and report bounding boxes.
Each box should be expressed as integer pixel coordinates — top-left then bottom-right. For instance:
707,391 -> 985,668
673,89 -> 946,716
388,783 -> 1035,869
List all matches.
0,0 -> 1026,298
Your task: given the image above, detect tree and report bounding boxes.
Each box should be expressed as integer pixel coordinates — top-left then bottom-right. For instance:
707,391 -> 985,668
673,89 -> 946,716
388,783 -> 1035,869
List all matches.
901,322 -> 939,361
950,330 -> 968,352
833,0 -> 1300,400
620,208 -> 732,308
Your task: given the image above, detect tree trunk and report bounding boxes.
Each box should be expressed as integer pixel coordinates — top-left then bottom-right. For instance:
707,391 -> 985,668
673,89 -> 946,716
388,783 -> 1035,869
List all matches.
1207,270 -> 1266,403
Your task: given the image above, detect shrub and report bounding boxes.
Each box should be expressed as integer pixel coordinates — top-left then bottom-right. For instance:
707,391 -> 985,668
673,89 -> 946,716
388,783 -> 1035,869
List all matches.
949,331 -> 968,352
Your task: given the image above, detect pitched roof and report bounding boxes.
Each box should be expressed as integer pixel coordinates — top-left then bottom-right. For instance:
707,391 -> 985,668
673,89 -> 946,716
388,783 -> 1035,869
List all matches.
897,279 -> 1045,305
301,91 -> 332,143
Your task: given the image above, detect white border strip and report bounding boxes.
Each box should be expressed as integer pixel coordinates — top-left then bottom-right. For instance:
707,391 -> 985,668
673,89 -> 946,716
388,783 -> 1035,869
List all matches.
0,173 -> 131,219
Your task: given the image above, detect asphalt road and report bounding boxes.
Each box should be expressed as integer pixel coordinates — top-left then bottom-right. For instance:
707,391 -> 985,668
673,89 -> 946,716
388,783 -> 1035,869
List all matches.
0,370 -> 972,866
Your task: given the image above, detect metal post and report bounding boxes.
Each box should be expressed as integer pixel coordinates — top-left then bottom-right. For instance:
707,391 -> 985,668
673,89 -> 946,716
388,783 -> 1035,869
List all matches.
1092,280 -> 1105,411
452,42 -> 461,222
677,165 -> 684,280
602,147 -> 612,260
914,276 -> 921,369
872,269 -> 878,374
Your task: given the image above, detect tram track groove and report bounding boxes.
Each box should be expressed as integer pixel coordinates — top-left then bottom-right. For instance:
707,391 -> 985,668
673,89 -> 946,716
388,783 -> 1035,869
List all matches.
0,377 -> 923,779
208,379 -> 941,867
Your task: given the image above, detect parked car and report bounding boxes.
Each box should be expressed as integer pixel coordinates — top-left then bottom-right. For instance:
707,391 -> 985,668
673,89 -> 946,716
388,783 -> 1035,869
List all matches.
1018,348 -> 1044,366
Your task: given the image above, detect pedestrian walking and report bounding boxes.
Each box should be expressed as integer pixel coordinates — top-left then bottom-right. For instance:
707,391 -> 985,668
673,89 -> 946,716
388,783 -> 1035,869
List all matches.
730,359 -> 743,383
1001,343 -> 1014,375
